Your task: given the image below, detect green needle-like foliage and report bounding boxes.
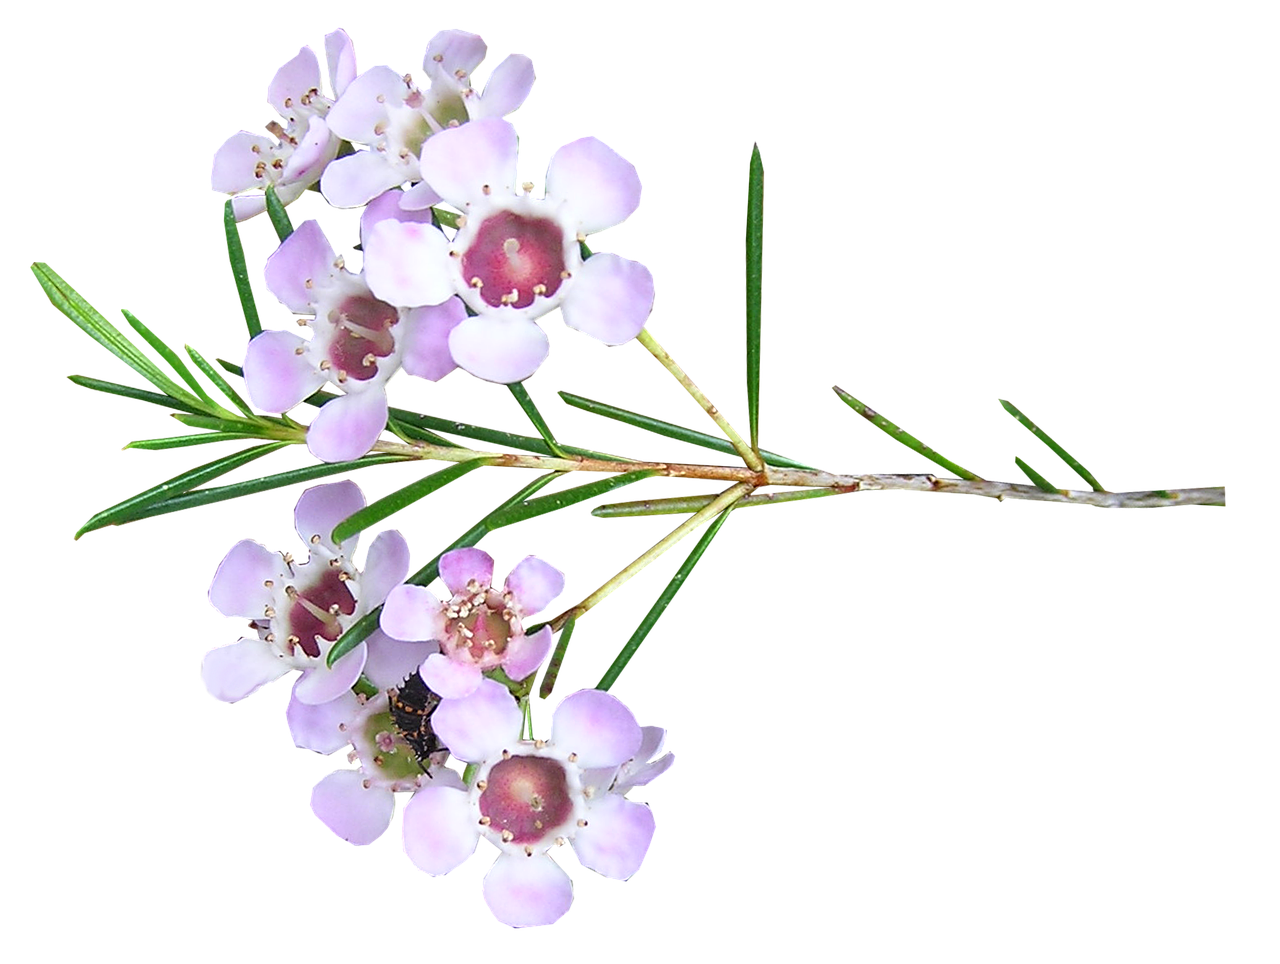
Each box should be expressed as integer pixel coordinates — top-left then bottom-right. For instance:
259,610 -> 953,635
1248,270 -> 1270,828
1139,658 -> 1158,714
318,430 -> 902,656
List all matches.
222,201 -> 262,338
264,185 -> 294,241
508,382 -> 568,458
834,386 -> 983,481
538,617 -> 575,699
330,459 -> 492,544
1014,457 -> 1059,493
746,144 -> 764,453
999,399 -> 1105,492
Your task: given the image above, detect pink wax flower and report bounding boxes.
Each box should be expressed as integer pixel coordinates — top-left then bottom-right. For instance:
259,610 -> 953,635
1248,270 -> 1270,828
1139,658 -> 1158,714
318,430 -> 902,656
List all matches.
403,682 -> 667,927
212,30 -> 356,220
362,118 -> 655,383
379,547 -> 562,698
320,29 -> 534,210
202,481 -> 420,705
243,219 -> 465,462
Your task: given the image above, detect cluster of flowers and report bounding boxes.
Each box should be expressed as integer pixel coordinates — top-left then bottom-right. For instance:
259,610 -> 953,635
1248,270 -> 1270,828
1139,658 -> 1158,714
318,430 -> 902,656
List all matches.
205,481 -> 671,925
206,30 -> 667,927
216,28 -> 655,461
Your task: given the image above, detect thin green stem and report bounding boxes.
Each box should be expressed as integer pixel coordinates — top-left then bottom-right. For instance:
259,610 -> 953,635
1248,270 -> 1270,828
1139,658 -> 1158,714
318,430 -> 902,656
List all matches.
635,328 -> 765,472
538,618 -> 575,700
746,143 -> 764,454
592,486 -> 850,518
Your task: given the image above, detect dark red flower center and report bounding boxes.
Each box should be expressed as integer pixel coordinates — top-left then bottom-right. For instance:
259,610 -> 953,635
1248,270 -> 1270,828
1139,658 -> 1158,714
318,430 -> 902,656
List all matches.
284,566 -> 356,658
479,756 -> 573,845
460,211 -> 566,310
326,294 -> 398,381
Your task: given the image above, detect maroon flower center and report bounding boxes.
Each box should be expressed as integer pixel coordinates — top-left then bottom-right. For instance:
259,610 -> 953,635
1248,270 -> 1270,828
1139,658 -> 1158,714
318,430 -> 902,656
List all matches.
460,211 -> 566,310
479,756 -> 573,845
284,566 -> 356,658
326,294 -> 398,381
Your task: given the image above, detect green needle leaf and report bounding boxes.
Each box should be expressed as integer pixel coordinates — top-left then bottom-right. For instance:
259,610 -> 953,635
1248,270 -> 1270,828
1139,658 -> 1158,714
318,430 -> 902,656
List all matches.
1014,457 -> 1059,493
485,471 -> 657,528
68,375 -> 205,415
185,345 -> 255,416
999,399 -> 1105,492
33,263 -> 199,404
430,207 -> 461,229
558,392 -> 814,470
171,414 -> 282,435
538,617 -> 575,699
126,432 -> 262,450
328,472 -> 563,666
264,185 -> 294,241
330,458 -> 491,544
596,504 -> 733,692
833,386 -> 983,481
223,200 -> 262,339
508,382 -> 568,458
75,442 -> 287,538
109,455 -> 408,532
122,311 -> 216,407
746,143 -> 764,453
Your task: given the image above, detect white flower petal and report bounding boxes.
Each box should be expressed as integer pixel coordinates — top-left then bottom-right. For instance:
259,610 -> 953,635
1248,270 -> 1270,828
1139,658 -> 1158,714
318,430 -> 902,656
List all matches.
431,678 -> 523,763
483,853 -> 573,927
551,689 -> 642,768
448,314 -> 549,384
293,480 -> 365,555
418,118 -> 519,209
311,770 -> 394,845
201,638 -> 288,702
572,794 -> 655,880
545,137 -> 641,235
403,784 -> 479,875
561,253 -> 654,345
363,220 -> 455,308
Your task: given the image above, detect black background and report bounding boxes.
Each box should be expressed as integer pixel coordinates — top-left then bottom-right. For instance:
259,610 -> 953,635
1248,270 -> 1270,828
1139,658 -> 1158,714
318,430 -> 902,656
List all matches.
30,16 -> 1228,942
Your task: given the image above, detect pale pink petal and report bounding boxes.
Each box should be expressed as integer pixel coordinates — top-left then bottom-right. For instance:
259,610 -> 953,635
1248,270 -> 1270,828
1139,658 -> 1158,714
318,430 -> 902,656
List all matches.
363,220 -> 455,308
325,66 -> 404,142
325,29 -> 357,97
268,47 -> 321,117
471,54 -> 534,120
439,547 -> 494,595
243,330 -> 324,413
360,189 -> 435,244
211,132 -> 275,193
398,180 -> 443,211
448,314 -> 549,384
287,684 -> 359,754
432,678 -> 523,763
418,118 -> 518,209
403,784 -> 479,875
231,194 -> 267,221
551,690 -> 642,768
209,539 -> 278,618
423,29 -> 487,79
561,253 -> 654,345
294,480 -> 366,553
201,639 -> 289,702
361,529 -> 411,606
572,794 -> 655,880
420,652 -> 482,699
545,138 -> 642,235
311,769 -> 394,845
401,300 -> 463,381
504,556 -> 564,616
306,389 -> 389,463
264,219 -> 336,312
280,116 -> 334,184
614,751 -> 674,795
380,585 -> 446,642
483,853 -> 573,927
429,767 -> 466,791
502,625 -> 552,682
320,150 -> 406,208
294,642 -> 368,705
363,629 -> 438,690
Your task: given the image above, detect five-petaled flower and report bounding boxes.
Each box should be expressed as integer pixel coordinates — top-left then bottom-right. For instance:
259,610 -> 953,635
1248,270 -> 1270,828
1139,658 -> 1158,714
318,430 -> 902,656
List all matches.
379,547 -> 562,698
362,117 -> 655,383
243,219 -> 466,461
203,481 -> 426,704
212,30 -> 356,220
403,681 -> 666,926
